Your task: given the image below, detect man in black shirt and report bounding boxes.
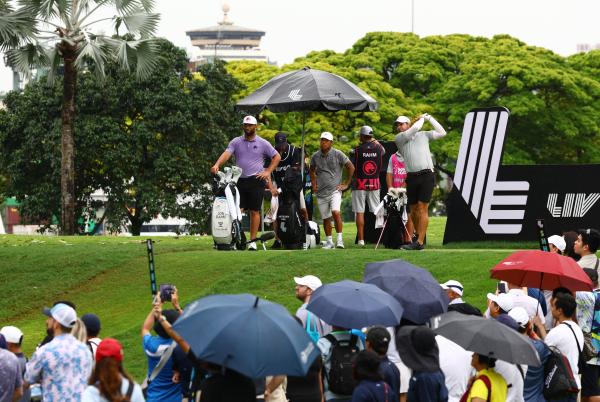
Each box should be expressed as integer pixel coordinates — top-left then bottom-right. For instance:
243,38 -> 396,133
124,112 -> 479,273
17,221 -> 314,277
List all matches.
441,280 -> 482,316
270,132 -> 308,248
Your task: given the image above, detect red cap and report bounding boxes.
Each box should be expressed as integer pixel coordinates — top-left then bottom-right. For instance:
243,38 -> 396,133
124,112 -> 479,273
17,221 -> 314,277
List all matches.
96,338 -> 123,362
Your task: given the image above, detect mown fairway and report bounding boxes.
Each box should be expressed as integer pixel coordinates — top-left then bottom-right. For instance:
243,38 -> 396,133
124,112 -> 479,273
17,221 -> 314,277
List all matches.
0,217 -> 535,379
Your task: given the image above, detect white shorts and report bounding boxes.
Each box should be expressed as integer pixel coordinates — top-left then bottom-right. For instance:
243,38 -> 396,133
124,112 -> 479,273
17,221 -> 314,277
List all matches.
317,190 -> 342,220
351,190 -> 380,213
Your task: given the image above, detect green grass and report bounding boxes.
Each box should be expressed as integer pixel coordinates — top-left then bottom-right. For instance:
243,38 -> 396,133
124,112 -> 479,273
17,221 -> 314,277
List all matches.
0,217 -> 532,379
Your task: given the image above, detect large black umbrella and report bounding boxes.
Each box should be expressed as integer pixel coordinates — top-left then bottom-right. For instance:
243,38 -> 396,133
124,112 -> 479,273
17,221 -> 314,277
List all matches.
434,311 -> 541,366
235,67 -> 378,114
235,67 -> 378,205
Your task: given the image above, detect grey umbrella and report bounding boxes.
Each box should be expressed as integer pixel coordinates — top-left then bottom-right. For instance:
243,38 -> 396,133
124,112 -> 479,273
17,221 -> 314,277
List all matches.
235,67 -> 378,217
433,311 -> 541,366
235,67 -> 378,114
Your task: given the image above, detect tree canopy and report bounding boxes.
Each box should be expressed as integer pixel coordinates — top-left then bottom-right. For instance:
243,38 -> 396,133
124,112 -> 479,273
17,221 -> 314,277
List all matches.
227,33 -> 600,171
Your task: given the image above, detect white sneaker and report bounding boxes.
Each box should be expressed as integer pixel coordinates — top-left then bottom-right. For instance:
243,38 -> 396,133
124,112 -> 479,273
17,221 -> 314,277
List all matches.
322,241 -> 335,249
336,239 -> 345,249
247,241 -> 257,251
358,240 -> 365,247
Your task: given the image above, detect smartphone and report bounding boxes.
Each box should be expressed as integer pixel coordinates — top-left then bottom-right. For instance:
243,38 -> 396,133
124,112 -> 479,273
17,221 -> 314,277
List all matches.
159,284 -> 175,302
497,282 -> 507,294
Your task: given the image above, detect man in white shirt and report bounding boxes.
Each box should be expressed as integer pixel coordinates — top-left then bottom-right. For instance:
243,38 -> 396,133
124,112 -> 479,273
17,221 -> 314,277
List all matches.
394,114 -> 447,250
538,290 -> 584,394
506,282 -> 546,325
436,335 -> 473,402
294,275 -> 331,338
575,228 -> 600,273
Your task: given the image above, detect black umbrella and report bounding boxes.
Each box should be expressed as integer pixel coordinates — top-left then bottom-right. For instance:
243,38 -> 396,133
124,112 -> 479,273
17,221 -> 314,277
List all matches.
433,311 -> 541,366
235,67 -> 378,205
235,67 -> 378,114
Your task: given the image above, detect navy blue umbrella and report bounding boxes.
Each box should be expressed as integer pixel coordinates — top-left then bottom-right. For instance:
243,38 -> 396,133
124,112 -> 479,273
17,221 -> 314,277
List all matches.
307,280 -> 404,329
363,259 -> 449,324
172,294 -> 320,378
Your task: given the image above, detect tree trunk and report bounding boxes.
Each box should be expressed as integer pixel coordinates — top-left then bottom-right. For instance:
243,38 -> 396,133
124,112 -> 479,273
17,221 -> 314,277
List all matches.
130,215 -> 143,236
60,47 -> 77,235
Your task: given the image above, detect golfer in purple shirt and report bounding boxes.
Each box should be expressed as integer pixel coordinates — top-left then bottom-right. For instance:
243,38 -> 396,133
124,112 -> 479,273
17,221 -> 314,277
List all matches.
211,115 -> 281,250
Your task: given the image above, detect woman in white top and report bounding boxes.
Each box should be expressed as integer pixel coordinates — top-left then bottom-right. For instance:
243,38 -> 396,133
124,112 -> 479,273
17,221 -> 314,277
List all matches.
82,338 -> 145,402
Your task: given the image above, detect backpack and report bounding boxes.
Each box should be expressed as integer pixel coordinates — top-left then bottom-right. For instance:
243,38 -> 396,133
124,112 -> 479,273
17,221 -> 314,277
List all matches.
543,345 -> 579,399
324,333 -> 359,396
460,374 -> 492,402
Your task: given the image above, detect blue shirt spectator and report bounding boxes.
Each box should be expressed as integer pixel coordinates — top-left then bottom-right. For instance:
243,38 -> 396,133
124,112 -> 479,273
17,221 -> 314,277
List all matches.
143,334 -> 181,402
523,339 -> 551,402
407,371 -> 448,402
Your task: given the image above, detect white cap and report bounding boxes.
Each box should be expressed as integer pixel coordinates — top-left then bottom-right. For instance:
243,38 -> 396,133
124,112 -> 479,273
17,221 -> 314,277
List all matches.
242,115 -> 257,125
0,326 -> 23,344
440,280 -> 464,296
548,235 -> 566,252
508,307 -> 530,327
43,303 -> 77,328
359,125 -> 374,136
395,116 -> 410,124
294,275 -> 322,291
487,293 -> 514,313
320,132 -> 334,141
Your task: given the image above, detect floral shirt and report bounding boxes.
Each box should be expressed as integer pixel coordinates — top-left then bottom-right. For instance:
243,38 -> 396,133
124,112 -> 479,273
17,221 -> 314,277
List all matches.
25,333 -> 93,402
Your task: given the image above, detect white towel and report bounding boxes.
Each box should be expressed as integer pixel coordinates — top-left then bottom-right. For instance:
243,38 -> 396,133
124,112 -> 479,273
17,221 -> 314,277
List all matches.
264,196 -> 279,224
375,199 -> 386,229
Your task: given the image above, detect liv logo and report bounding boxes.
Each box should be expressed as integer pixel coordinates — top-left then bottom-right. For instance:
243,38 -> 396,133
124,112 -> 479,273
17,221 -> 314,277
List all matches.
547,193 -> 600,218
288,89 -> 302,101
453,108 -> 529,234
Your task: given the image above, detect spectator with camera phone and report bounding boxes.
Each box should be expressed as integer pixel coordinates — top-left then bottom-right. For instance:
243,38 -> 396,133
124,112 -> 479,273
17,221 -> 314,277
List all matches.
141,285 -> 186,402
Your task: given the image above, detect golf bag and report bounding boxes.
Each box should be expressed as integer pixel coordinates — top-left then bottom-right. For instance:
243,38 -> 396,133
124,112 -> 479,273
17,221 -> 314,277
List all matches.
379,188 -> 409,249
211,166 -> 246,250
277,168 -> 306,249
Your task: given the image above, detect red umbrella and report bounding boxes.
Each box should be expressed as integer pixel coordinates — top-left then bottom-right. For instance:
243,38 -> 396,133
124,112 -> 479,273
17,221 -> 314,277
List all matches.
490,250 -> 593,292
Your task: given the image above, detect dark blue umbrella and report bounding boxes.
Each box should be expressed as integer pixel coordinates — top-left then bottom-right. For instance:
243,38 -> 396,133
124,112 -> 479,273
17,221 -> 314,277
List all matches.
363,259 -> 449,324
172,294 -> 320,378
307,280 -> 404,329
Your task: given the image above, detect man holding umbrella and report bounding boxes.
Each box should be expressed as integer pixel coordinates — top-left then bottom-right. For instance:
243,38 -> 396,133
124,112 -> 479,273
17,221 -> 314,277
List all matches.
310,132 -> 355,249
211,116 -> 281,251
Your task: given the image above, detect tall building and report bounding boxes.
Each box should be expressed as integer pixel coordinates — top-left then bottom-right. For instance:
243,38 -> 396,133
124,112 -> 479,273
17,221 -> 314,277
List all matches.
186,4 -> 269,67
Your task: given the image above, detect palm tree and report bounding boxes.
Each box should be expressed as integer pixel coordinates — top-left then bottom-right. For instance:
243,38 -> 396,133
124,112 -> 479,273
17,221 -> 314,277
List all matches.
2,0 -> 160,234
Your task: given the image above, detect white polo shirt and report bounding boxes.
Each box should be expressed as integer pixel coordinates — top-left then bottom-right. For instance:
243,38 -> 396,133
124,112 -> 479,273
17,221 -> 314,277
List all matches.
495,360 -> 527,402
545,320 -> 584,388
436,335 -> 473,402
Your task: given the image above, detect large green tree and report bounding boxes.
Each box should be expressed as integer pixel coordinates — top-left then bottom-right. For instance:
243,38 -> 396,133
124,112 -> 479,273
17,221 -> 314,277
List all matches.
0,40 -> 242,235
2,0 -> 160,234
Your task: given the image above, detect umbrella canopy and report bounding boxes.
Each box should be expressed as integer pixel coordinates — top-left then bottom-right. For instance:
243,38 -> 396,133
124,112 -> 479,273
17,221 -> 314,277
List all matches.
235,67 -> 378,114
306,280 -> 404,329
172,294 -> 320,378
363,259 -> 449,324
434,311 -> 541,366
490,250 -> 593,292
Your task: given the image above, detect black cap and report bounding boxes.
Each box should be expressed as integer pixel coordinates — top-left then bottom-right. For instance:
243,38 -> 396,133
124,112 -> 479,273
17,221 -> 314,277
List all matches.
274,132 -> 288,144
366,326 -> 391,354
81,313 -> 101,337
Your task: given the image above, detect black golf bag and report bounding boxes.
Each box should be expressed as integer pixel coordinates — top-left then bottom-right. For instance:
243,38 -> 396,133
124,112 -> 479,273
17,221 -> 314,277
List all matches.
276,168 -> 306,249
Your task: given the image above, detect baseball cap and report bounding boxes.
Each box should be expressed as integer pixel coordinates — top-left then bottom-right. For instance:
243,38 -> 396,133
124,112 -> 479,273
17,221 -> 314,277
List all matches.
81,313 -> 101,337
274,132 -> 288,145
242,115 -> 257,125
366,326 -> 391,350
359,125 -> 374,137
43,303 -> 77,328
95,338 -> 123,363
395,116 -> 410,124
508,307 -> 530,328
548,235 -> 566,252
440,280 -> 464,296
487,293 -> 514,313
0,326 -> 23,344
294,275 -> 322,291
320,132 -> 334,141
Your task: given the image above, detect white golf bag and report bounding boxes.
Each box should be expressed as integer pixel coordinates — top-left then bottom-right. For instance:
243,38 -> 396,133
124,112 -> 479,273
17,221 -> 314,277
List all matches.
211,166 -> 246,250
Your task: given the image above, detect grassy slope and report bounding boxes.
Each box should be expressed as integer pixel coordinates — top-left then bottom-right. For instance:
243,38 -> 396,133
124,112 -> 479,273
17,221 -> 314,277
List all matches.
0,217 -> 534,379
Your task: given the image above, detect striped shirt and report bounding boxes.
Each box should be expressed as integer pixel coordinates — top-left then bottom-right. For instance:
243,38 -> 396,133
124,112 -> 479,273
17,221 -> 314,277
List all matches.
394,116 -> 446,172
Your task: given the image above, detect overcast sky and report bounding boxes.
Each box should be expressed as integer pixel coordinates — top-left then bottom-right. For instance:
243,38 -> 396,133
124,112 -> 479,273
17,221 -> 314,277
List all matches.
1,0 -> 599,93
